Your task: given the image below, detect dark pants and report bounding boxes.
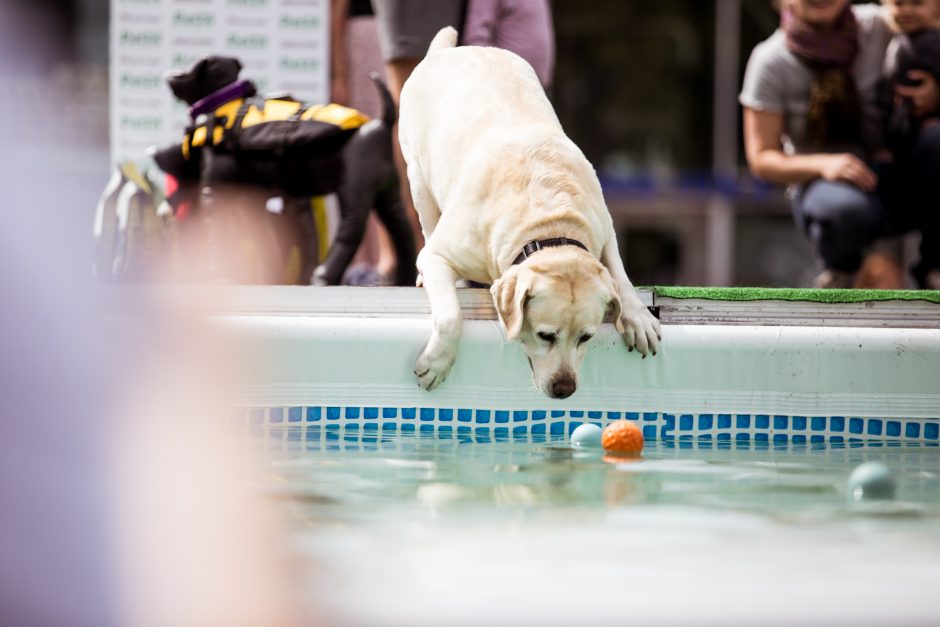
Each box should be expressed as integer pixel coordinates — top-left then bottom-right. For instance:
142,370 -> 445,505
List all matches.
791,124 -> 940,285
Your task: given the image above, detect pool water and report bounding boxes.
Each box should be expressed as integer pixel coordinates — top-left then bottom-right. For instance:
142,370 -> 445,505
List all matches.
259,427 -> 940,626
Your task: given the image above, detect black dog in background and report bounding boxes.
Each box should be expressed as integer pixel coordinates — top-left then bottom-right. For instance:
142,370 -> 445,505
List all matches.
152,55 -> 416,285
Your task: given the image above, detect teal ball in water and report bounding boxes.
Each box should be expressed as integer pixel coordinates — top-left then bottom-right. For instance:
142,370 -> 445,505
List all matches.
847,461 -> 896,501
570,423 -> 603,448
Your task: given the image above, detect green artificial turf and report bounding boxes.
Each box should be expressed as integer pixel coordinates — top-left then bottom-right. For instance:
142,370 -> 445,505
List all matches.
651,286 -> 940,304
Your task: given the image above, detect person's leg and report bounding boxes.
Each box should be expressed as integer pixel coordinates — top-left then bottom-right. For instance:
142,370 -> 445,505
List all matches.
791,180 -> 883,287
372,0 -> 465,252
907,124 -> 940,287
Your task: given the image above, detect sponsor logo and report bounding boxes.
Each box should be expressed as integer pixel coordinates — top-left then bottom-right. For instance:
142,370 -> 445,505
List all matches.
280,39 -> 320,50
121,115 -> 162,130
120,72 -> 162,89
227,15 -> 269,28
171,52 -> 201,68
118,54 -> 164,67
279,14 -> 319,29
173,36 -> 215,47
120,30 -> 161,46
227,33 -> 269,49
173,11 -> 215,27
117,11 -> 160,25
279,56 -> 319,72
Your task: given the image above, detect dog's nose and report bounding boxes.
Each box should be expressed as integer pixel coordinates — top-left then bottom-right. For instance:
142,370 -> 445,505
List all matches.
551,377 -> 576,399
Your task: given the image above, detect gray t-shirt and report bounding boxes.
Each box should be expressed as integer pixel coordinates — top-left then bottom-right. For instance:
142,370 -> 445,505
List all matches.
739,3 -> 892,157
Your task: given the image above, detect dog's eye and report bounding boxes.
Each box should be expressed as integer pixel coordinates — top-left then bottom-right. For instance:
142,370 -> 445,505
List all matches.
578,334 -> 593,345
537,332 -> 557,344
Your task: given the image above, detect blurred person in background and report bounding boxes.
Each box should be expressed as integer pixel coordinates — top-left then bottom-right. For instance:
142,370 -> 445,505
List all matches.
461,0 -> 556,92
0,2 -> 308,626
371,0 -> 466,252
878,0 -> 940,158
741,0 -> 940,289
331,0 -> 400,285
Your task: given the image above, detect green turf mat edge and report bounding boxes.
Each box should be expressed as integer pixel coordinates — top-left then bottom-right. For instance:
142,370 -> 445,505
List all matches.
650,286 -> 940,304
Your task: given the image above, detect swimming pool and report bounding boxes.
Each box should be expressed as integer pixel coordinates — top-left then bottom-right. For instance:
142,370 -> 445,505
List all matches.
261,427 -> 940,626
209,286 -> 940,625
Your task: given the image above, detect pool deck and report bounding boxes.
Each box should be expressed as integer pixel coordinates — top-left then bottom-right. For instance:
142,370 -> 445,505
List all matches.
116,285 -> 940,328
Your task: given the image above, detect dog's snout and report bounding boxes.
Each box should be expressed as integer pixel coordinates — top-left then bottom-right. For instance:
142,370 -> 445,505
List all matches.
550,377 -> 576,399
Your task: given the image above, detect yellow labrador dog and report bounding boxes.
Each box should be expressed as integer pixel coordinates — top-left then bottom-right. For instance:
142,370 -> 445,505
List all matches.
399,27 -> 661,399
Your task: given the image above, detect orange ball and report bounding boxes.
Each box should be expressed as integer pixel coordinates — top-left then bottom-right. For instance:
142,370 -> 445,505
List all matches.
601,420 -> 644,455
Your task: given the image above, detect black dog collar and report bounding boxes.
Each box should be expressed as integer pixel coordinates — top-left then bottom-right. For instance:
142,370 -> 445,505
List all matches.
512,237 -> 589,265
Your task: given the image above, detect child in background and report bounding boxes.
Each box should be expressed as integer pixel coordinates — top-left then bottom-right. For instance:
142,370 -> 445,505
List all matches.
880,0 -> 940,159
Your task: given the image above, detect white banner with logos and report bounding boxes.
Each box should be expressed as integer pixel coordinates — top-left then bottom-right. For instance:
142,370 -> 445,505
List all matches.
109,0 -> 329,165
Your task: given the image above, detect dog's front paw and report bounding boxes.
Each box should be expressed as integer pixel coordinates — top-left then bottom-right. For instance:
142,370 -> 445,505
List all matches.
414,335 -> 457,390
620,304 -> 662,358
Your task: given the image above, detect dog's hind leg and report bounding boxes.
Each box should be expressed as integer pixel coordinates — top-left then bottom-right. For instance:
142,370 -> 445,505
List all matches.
373,185 -> 417,286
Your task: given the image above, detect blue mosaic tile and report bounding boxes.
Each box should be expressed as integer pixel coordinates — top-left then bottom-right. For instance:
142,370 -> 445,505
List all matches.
458,409 -> 472,422
849,418 -> 864,434
439,409 -> 453,422
773,433 -> 787,443
717,432 -> 731,441
588,411 -> 603,419
383,407 -> 397,418
626,411 -> 639,421
830,416 -> 845,432
643,412 -> 657,422
270,408 -> 284,423
457,425 -> 471,434
830,435 -> 844,444
906,422 -> 921,438
755,415 -> 769,429
736,415 -> 750,429
531,423 -> 546,435
495,410 -> 510,424
382,421 -> 397,430
867,419 -> 883,436
531,410 -> 546,421
926,423 -> 939,440
364,407 -> 379,420
792,434 -> 807,444
755,432 -> 769,442
401,422 -> 415,432
791,416 -> 806,430
326,407 -> 340,420
698,414 -> 713,430
345,422 -> 359,430
476,427 -> 491,438
513,425 -> 527,437
420,408 -> 434,421
810,434 -> 825,443
288,407 -> 302,423
718,414 -> 732,429
680,415 -> 693,431
736,432 -> 750,441
476,410 -> 491,424
402,407 -> 416,419
364,422 -> 378,431
642,425 -> 656,439
886,421 -> 901,437
608,411 -> 623,420
439,425 -> 453,436
773,415 -> 788,430
551,410 -> 565,418
419,423 -> 434,433
550,421 -> 566,435
513,411 -> 528,422
811,416 -> 825,431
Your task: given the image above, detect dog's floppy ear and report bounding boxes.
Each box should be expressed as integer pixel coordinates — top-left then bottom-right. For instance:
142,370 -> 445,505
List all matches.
491,266 -> 533,340
600,270 -> 624,333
